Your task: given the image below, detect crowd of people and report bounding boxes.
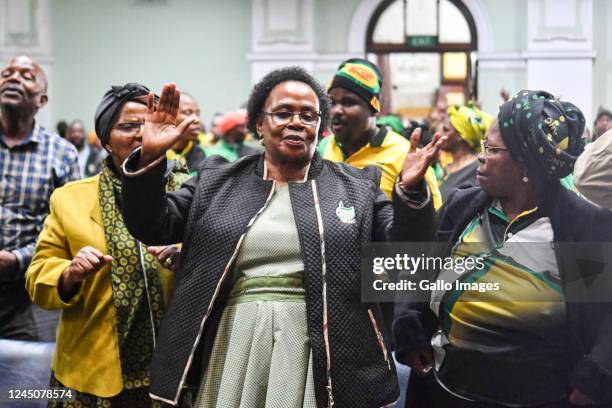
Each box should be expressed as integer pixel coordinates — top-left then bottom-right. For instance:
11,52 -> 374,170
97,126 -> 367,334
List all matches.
2,53 -> 612,408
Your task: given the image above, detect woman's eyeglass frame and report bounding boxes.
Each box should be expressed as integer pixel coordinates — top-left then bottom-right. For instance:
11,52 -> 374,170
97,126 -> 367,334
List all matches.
112,122 -> 145,138
261,110 -> 321,127
480,140 -> 509,160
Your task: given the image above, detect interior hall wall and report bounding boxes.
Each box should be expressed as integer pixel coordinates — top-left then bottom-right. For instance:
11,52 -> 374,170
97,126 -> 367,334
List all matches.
50,0 -> 252,132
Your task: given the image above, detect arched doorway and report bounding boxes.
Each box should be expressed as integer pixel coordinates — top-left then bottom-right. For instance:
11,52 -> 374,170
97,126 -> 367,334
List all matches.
366,0 -> 478,119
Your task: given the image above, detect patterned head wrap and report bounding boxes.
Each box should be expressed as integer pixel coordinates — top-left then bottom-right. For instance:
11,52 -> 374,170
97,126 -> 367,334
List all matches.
328,58 -> 382,112
498,90 -> 585,179
94,83 -> 157,147
448,103 -> 493,152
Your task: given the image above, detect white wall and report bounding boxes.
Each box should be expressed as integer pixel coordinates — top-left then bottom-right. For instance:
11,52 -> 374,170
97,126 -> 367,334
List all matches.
1,0 -> 604,130
49,0 -> 252,132
592,0 -> 612,123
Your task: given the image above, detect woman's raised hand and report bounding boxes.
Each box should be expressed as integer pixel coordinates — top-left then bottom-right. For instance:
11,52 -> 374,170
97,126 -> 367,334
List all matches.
140,83 -> 196,166
399,128 -> 446,191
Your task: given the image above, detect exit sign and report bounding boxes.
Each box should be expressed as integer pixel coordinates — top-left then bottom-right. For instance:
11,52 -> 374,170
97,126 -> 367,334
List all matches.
407,36 -> 438,47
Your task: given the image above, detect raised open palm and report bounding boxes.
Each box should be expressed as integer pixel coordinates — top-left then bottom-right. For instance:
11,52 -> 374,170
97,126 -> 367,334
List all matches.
140,83 -> 196,166
399,128 -> 446,191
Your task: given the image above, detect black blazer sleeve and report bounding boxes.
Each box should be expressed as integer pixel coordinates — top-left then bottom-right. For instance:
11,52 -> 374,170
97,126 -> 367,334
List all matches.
121,150 -> 196,245
569,304 -> 612,403
563,204 -> 612,403
392,188 -> 463,361
368,173 -> 436,243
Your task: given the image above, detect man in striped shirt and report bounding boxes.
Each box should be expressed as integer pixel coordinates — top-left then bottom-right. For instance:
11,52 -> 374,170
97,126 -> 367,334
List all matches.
0,55 -> 80,339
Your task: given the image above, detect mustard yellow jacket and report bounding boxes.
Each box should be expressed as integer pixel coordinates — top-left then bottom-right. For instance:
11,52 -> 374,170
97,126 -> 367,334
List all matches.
25,175 -> 175,397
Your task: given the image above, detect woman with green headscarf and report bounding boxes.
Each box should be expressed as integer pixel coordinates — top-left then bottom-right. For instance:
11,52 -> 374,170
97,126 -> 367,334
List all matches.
395,90 -> 612,407
439,103 -> 493,200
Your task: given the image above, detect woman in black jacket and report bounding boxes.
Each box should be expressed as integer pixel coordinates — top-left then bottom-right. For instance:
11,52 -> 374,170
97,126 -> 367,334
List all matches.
394,90 -> 612,407
119,67 -> 444,408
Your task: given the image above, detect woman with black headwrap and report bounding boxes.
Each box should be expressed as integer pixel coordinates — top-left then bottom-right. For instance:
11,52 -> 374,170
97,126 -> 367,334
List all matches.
394,90 -> 612,407
26,83 -> 190,407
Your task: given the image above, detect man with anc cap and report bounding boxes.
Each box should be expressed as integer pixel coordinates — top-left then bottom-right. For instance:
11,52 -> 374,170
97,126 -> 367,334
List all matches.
319,58 -> 442,209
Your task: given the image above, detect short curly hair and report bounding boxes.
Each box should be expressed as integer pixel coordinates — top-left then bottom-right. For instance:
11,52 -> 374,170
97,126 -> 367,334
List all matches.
246,66 -> 331,138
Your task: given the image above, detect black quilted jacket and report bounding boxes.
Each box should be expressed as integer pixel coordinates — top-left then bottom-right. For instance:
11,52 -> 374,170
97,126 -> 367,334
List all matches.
122,150 -> 435,407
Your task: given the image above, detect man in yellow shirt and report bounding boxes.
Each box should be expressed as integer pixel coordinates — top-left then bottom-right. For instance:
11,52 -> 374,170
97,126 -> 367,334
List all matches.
319,58 -> 442,209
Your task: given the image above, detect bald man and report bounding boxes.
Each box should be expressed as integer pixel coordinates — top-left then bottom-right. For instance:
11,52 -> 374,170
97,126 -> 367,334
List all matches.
0,55 -> 80,340
66,120 -> 104,177
167,93 -> 206,175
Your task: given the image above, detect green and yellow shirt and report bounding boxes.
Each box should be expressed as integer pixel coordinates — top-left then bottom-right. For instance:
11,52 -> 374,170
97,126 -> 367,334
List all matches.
430,201 -> 569,405
318,127 -> 442,209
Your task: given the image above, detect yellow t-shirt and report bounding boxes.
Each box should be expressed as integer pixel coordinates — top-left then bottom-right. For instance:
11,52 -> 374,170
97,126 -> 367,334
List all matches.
319,128 -> 442,209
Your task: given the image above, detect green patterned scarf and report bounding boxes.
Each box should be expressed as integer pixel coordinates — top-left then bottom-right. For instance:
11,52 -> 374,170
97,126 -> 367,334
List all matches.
99,158 -> 189,389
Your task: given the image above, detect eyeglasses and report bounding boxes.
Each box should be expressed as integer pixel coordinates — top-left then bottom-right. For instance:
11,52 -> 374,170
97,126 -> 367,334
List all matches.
262,110 -> 321,127
480,140 -> 508,160
113,122 -> 144,137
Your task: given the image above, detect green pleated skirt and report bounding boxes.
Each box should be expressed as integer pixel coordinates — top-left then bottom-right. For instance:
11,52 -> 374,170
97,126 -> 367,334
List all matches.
194,274 -> 317,408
